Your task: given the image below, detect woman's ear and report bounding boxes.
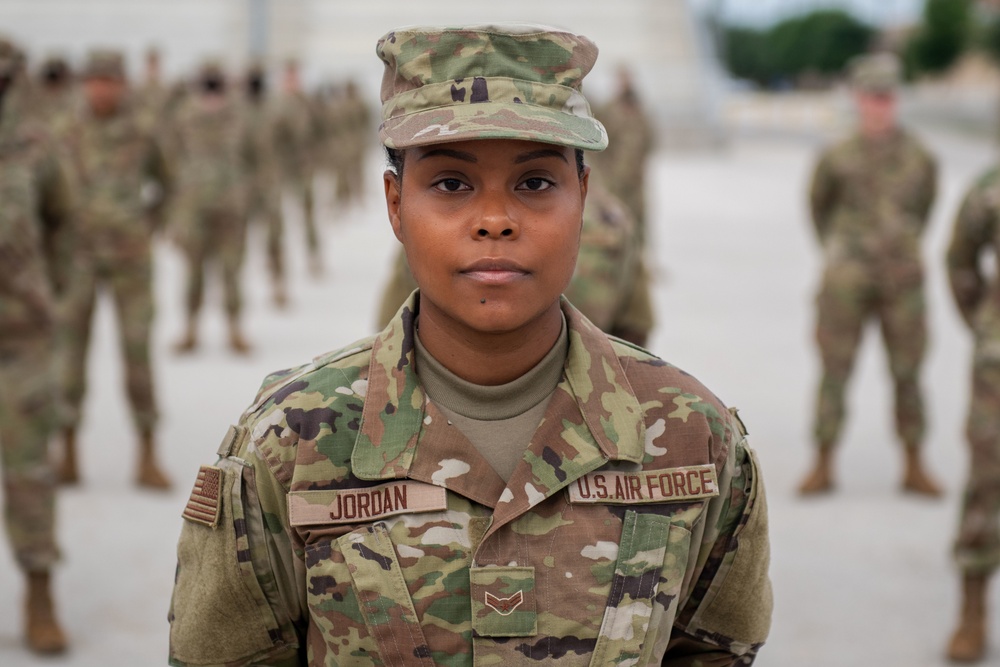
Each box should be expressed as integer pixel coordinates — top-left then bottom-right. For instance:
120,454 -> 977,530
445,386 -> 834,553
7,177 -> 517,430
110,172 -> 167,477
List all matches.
384,170 -> 404,242
580,164 -> 591,208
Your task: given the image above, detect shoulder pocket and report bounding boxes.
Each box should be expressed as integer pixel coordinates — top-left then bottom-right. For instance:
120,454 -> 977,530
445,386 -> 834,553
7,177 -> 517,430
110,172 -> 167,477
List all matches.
169,457 -> 287,665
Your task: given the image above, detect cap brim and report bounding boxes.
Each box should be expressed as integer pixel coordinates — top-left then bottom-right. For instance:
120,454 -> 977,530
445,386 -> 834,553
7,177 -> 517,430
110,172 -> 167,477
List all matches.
380,102 -> 607,151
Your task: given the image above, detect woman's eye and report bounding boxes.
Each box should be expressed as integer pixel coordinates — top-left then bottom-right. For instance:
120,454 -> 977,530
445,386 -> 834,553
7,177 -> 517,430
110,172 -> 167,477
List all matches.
434,178 -> 469,192
520,177 -> 553,191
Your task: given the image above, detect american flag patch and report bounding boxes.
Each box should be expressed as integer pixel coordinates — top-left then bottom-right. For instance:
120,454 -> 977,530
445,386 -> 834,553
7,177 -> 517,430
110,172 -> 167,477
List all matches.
182,465 -> 224,528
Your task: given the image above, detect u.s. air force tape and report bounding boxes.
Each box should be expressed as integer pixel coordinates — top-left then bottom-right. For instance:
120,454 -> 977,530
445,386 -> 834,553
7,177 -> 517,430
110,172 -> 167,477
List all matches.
567,465 -> 720,504
288,481 -> 448,526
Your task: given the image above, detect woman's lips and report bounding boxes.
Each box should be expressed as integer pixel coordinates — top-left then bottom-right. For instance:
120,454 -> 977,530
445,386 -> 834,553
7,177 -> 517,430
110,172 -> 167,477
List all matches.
460,259 -> 530,284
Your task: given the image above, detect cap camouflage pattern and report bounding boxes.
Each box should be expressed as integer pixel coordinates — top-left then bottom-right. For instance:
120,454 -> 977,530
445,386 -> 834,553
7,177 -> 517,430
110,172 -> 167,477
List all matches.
82,48 -> 125,80
850,52 -> 901,93
376,23 -> 608,150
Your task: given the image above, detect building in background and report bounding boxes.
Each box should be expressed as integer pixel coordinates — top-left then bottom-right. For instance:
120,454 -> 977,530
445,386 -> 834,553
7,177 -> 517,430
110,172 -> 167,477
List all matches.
0,0 -> 721,145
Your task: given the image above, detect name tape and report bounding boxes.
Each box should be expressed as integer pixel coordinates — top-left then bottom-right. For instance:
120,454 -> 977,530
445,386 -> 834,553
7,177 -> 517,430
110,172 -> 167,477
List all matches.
567,465 -> 719,504
288,481 -> 448,526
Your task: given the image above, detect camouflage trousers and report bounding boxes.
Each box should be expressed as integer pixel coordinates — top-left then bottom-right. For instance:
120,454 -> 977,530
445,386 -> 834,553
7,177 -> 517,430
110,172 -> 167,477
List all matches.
62,252 -> 157,430
288,171 -> 319,259
955,334 -> 1000,574
813,260 -> 926,449
180,206 -> 248,320
0,336 -> 59,572
249,180 -> 285,287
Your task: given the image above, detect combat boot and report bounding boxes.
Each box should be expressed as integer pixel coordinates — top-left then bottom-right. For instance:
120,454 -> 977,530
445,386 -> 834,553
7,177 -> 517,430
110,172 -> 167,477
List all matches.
57,427 -> 79,485
24,570 -> 67,654
902,447 -> 943,497
173,321 -> 198,354
228,322 -> 252,355
136,429 -> 171,490
948,572 -> 989,662
798,447 -> 835,495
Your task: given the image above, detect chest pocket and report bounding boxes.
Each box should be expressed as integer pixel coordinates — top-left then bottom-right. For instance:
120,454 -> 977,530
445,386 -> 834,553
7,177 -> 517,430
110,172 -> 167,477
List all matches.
297,488 -> 470,667
589,511 -> 692,667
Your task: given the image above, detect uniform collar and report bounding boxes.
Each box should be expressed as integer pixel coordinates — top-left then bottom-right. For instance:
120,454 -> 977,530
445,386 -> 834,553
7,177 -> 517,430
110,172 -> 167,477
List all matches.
352,291 -> 645,489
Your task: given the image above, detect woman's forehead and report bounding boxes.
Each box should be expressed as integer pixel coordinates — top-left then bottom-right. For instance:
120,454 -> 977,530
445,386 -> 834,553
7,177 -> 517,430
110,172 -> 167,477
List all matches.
409,139 -> 574,161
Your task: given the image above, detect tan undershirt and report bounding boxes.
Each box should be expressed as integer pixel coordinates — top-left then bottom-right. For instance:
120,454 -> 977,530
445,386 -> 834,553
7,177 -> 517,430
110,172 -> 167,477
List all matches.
414,315 -> 568,481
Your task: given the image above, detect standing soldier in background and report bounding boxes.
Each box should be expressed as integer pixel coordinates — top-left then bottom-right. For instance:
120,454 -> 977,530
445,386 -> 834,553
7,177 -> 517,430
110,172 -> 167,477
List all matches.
33,55 -> 74,127
0,36 -> 72,654
170,60 -> 255,354
798,53 -> 941,496
276,58 -> 323,276
242,61 -> 288,307
55,50 -> 173,489
945,165 -> 1000,662
591,65 -> 656,346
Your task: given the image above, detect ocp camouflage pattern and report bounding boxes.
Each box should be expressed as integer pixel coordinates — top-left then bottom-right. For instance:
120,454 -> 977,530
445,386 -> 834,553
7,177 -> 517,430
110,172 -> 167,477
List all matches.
376,25 -> 607,150
169,294 -> 772,666
809,128 -> 936,448
948,165 -> 1000,574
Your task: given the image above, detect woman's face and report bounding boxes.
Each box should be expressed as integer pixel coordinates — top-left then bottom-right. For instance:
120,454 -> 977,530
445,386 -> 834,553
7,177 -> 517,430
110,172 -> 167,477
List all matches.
385,138 -> 588,336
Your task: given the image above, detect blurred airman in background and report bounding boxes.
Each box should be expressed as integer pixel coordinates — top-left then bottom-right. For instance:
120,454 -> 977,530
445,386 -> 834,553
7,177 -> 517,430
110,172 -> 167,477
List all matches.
276,58 -> 323,276
170,60 -> 255,354
798,53 -> 941,497
0,35 -> 72,654
55,49 -> 174,489
591,65 -> 656,346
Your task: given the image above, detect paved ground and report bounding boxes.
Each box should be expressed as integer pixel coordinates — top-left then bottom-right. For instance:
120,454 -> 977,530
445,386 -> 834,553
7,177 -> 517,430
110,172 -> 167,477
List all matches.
0,126 -> 995,665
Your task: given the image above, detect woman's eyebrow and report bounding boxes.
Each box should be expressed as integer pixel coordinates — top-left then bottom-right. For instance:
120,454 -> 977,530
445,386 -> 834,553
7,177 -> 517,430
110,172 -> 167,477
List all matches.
514,149 -> 569,164
417,148 -> 478,163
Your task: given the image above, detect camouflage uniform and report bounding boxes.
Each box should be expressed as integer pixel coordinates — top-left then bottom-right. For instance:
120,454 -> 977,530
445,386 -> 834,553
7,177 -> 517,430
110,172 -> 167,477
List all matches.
275,82 -> 322,270
809,128 -> 936,449
591,78 -> 656,344
948,166 -> 1000,573
169,296 -> 771,666
57,54 -> 173,434
170,73 -> 255,329
170,25 -> 771,666
376,184 -> 643,338
0,80 -> 72,573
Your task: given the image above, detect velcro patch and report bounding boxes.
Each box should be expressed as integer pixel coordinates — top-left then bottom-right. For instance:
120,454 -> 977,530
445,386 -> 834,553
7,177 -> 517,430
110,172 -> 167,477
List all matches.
568,465 -> 719,504
288,481 -> 448,526
182,465 -> 224,527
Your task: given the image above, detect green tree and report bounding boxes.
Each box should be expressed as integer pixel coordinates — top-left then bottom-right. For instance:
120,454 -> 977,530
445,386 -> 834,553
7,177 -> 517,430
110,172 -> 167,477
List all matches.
721,9 -> 874,88
906,0 -> 972,75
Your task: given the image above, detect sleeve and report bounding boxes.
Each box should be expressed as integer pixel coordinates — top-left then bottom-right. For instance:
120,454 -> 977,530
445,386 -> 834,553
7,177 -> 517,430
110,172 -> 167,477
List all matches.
808,151 -> 838,241
168,420 -> 306,667
913,150 -> 937,229
145,133 -> 175,232
37,149 -> 76,296
666,410 -> 772,666
946,176 -> 997,328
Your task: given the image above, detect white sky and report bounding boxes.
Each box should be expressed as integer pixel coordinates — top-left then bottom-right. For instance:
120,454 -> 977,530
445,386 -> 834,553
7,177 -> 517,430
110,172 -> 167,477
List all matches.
689,0 -> 924,27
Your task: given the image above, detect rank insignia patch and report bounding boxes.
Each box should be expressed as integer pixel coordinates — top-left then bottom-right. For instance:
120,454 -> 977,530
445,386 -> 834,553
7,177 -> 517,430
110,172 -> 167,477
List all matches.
485,591 -> 523,616
182,465 -> 224,527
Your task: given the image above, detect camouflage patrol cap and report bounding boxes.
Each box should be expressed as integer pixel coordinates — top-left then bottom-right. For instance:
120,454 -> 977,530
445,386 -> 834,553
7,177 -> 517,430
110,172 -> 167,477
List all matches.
849,52 -> 901,94
376,24 -> 607,151
82,49 -> 125,80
